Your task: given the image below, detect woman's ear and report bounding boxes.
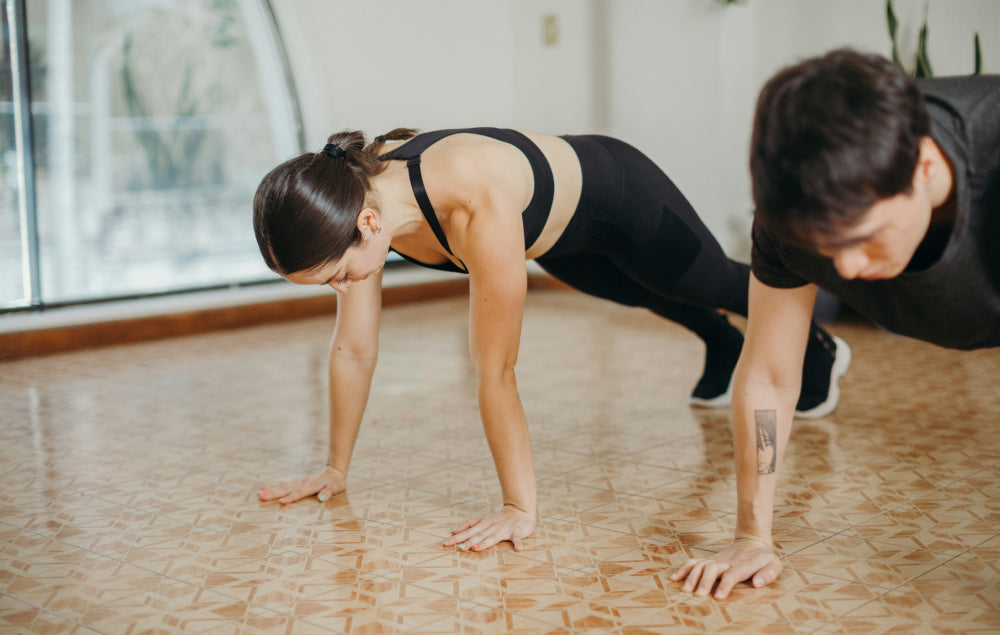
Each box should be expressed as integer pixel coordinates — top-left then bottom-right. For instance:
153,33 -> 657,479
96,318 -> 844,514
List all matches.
356,207 -> 382,237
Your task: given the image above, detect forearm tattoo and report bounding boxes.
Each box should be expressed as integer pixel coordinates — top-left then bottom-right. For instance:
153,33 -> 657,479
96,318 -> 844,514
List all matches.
755,409 -> 777,475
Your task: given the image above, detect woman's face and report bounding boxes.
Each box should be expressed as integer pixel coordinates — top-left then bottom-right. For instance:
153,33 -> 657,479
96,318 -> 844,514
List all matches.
283,211 -> 389,293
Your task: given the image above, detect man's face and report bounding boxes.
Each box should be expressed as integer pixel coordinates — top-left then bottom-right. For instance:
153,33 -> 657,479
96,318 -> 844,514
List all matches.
815,185 -> 934,281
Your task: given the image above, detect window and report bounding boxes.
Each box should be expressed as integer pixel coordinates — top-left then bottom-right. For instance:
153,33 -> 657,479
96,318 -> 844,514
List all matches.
1,1 -> 27,307
1,0 -> 301,309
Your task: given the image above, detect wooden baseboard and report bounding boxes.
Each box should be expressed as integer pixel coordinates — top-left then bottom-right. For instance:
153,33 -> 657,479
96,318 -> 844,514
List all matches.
0,274 -> 570,361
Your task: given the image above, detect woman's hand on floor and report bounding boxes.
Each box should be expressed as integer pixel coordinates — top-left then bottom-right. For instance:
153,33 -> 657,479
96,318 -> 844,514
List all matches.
257,466 -> 347,504
669,537 -> 782,599
443,504 -> 536,552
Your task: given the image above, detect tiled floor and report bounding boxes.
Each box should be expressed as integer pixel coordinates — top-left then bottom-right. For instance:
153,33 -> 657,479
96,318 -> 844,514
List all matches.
1,289 -> 999,633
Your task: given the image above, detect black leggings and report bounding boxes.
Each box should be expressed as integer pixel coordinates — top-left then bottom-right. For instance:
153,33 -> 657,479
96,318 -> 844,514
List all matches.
535,135 -> 749,344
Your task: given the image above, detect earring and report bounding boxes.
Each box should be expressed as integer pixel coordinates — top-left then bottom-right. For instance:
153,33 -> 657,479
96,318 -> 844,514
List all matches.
375,225 -> 382,234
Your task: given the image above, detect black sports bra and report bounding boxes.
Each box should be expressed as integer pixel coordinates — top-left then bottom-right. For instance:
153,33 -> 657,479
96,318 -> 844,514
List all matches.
379,127 -> 555,274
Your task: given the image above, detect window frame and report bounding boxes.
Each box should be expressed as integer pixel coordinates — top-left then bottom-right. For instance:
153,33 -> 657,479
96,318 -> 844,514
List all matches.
1,0 -> 305,314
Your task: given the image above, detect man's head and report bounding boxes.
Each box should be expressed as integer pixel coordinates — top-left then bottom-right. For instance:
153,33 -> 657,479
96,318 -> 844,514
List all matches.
751,48 -> 938,279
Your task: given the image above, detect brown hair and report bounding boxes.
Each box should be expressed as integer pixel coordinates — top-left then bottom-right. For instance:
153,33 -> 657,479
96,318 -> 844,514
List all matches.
253,128 -> 417,274
750,49 -> 928,248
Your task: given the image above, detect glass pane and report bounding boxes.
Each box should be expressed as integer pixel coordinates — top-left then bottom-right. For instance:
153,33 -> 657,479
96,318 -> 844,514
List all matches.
27,0 -> 299,302
1,4 -> 26,306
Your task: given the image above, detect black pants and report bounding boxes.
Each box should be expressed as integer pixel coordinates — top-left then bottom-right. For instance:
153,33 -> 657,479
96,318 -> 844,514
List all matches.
536,135 -> 748,344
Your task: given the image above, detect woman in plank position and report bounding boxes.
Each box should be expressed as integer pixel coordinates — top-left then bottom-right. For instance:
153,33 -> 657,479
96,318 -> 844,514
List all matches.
253,127 -> 847,551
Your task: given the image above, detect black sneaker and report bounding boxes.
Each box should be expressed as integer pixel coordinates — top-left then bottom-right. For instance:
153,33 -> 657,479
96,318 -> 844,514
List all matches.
689,324 -> 744,408
795,329 -> 851,419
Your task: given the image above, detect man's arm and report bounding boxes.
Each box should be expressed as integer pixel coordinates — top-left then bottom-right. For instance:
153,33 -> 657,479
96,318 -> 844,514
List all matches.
671,274 -> 818,598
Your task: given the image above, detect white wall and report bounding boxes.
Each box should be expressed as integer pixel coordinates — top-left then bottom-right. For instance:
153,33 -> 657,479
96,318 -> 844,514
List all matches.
270,1 -> 514,143
269,0 -> 598,148
607,0 -> 758,257
271,0 -> 1000,259
606,0 -> 999,258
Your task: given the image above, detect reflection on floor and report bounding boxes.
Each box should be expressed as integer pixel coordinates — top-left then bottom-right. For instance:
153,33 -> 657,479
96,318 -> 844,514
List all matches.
1,289 -> 998,633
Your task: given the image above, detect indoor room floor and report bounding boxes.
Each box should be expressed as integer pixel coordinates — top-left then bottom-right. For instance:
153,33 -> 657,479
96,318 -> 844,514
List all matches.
1,289 -> 998,633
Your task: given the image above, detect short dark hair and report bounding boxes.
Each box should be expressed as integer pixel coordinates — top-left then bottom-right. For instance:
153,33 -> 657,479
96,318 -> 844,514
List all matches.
750,48 -> 930,247
253,128 -> 416,274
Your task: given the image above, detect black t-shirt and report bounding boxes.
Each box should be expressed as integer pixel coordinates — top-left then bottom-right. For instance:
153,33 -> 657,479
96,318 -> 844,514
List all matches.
751,75 -> 1000,350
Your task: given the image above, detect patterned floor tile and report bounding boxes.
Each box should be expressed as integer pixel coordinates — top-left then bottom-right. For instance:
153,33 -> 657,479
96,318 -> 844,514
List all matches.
2,290 -> 998,632
574,495 -> 724,541
502,567 -> 677,629
641,474 -> 738,514
0,593 -> 90,634
546,459 -> 692,497
535,480 -> 629,520
116,527 -> 282,582
0,493 -> 187,550
408,600 -> 562,635
389,545 -> 564,596
500,518 -> 646,570
304,575 -> 507,633
624,601 -> 805,634
303,521 -> 454,577
4,550 -> 170,621
784,533 -> 953,589
77,579 -> 279,633
624,431 -> 735,476
888,537 -> 1000,612
693,567 -> 888,631
828,588 -> 1000,634
847,502 -> 998,554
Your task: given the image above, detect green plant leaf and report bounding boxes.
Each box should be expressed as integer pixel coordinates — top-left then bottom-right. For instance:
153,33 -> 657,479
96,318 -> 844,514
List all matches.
974,32 -> 982,75
887,0 -> 902,67
915,3 -> 933,78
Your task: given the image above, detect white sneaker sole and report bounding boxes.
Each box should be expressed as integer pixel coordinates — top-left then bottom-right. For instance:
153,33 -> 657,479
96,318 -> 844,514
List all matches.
794,335 -> 852,420
688,376 -> 734,409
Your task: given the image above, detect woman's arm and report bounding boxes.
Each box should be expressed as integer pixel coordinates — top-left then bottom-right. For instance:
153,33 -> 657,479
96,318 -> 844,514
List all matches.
671,275 -> 817,597
441,195 -> 537,552
257,270 -> 383,503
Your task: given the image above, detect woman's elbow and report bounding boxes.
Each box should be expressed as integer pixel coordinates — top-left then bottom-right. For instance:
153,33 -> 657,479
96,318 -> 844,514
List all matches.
472,357 -> 517,383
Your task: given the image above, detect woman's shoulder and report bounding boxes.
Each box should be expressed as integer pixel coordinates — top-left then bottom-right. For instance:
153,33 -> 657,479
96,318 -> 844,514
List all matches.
423,133 -> 534,191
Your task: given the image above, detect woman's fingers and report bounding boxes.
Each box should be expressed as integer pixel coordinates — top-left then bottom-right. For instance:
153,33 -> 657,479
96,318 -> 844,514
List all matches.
445,519 -> 502,550
511,533 -> 526,551
257,487 -> 282,501
452,525 -> 492,550
672,541 -> 782,599
681,561 -> 707,593
452,518 -> 482,535
753,557 -> 783,588
670,558 -> 700,582
277,477 -> 323,504
259,469 -> 348,505
443,518 -> 483,546
443,507 -> 536,552
470,528 -> 506,551
278,488 -> 311,504
257,478 -> 305,501
694,562 -> 729,597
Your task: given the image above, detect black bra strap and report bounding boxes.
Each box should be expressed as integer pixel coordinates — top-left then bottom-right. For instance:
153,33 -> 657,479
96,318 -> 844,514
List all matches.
406,156 -> 455,257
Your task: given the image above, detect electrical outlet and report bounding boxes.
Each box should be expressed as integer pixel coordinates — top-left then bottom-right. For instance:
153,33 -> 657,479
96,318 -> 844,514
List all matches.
542,14 -> 559,46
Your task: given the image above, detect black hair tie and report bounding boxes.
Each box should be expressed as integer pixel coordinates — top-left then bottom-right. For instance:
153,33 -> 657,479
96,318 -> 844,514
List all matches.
322,143 -> 347,159
374,135 -> 386,144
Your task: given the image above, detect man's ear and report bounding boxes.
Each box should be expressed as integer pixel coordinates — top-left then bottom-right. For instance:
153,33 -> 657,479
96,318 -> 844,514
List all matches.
915,137 -> 937,187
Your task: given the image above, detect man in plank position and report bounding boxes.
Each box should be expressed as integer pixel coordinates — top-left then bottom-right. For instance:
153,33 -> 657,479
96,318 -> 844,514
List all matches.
671,48 -> 1000,598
